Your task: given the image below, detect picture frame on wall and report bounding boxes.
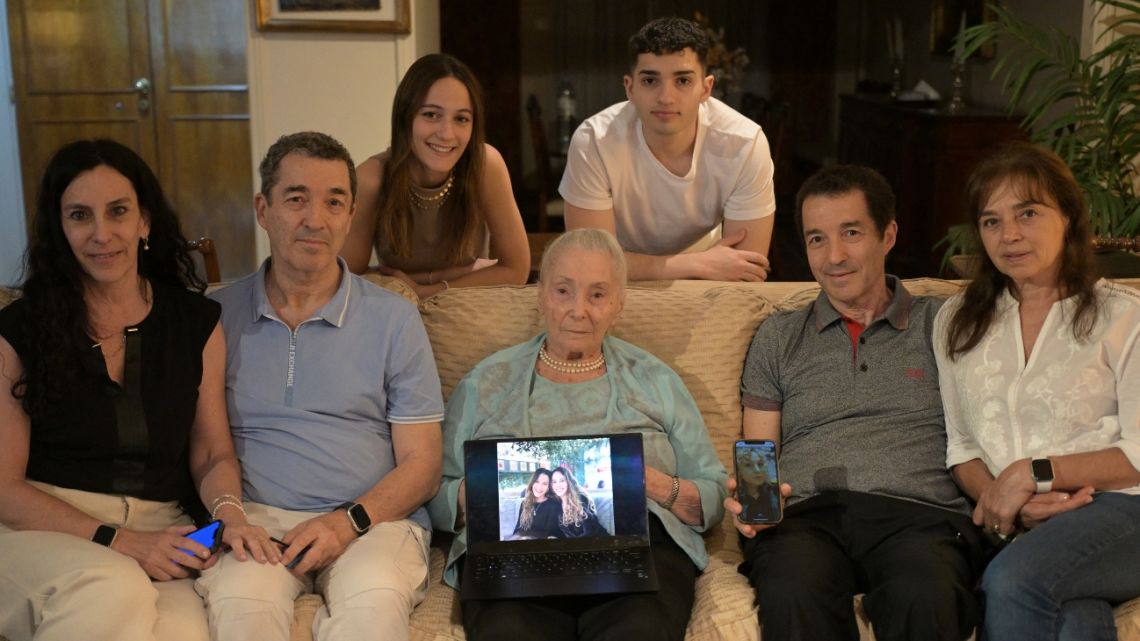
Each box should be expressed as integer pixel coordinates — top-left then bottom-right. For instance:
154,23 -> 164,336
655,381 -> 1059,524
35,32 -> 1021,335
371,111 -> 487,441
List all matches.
255,0 -> 410,34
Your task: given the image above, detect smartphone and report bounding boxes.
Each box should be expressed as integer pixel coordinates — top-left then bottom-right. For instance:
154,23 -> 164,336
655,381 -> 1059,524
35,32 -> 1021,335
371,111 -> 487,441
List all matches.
179,520 -> 224,558
270,536 -> 311,570
734,439 -> 782,524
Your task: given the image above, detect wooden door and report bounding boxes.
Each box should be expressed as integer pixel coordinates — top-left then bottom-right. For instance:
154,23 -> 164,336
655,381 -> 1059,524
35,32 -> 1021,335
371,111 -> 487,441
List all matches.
7,0 -> 255,279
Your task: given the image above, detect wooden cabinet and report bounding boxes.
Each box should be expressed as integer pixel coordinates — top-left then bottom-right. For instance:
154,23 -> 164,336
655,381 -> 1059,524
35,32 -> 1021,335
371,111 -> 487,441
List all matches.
838,94 -> 1024,277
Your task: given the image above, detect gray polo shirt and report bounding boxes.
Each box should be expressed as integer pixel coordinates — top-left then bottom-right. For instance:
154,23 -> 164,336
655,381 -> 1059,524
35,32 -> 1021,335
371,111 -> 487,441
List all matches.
210,258 -> 444,529
741,276 -> 967,513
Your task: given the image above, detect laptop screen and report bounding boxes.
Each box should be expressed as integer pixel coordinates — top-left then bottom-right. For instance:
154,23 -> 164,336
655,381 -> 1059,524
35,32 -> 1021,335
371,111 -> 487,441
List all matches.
464,434 -> 648,548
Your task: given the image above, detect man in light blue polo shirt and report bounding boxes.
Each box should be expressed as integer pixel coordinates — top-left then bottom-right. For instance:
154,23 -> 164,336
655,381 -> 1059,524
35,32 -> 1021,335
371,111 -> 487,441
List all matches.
196,131 -> 444,641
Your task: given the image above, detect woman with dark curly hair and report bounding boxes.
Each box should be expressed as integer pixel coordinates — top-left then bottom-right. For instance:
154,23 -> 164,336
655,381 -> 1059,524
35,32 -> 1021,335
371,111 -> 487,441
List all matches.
934,142 -> 1140,641
550,466 -> 608,538
0,139 -> 273,641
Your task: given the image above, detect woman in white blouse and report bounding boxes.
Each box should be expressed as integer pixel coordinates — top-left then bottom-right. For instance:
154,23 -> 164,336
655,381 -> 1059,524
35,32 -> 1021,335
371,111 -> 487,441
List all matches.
933,142 -> 1140,641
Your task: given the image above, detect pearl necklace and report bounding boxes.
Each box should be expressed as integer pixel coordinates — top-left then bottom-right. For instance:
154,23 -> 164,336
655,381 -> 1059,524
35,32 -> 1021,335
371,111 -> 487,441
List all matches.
408,172 -> 455,210
538,342 -> 605,374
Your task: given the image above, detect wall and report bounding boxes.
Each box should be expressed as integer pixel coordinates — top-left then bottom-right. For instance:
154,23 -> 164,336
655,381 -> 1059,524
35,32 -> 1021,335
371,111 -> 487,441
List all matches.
247,0 -> 440,262
0,1 -> 27,286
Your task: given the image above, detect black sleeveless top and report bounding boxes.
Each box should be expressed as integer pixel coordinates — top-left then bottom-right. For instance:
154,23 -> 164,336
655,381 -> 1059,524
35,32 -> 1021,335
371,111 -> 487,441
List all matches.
0,283 -> 220,502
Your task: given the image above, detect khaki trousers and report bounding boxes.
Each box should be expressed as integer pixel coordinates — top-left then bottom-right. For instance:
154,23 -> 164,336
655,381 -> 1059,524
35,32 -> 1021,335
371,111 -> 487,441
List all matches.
195,502 -> 430,641
0,482 -> 208,641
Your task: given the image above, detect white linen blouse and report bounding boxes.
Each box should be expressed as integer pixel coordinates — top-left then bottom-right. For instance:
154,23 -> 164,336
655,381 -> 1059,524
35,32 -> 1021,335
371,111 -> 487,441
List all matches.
933,280 -> 1140,495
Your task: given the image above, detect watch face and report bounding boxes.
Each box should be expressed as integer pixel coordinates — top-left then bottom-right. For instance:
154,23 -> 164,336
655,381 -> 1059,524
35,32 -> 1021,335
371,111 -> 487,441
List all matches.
347,503 -> 371,532
1032,458 -> 1054,481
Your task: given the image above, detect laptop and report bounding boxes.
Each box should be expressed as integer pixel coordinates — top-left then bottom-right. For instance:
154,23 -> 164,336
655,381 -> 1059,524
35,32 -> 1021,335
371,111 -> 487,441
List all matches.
459,433 -> 660,600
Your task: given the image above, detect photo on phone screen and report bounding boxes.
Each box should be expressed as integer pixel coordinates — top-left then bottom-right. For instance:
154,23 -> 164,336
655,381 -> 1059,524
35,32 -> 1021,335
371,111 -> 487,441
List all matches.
734,440 -> 782,524
179,520 -> 224,558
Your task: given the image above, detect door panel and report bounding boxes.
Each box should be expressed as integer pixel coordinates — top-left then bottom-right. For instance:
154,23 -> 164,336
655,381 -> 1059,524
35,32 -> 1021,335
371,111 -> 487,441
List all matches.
8,0 -> 254,281
149,0 -> 255,278
9,0 -> 156,210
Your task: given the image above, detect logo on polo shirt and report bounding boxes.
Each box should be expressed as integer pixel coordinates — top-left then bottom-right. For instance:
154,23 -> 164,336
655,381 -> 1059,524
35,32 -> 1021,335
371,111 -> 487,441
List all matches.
905,367 -> 925,380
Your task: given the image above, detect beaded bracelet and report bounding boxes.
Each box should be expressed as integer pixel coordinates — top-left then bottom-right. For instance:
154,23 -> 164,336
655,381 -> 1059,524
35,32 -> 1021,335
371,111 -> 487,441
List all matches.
210,499 -> 246,520
210,493 -> 240,510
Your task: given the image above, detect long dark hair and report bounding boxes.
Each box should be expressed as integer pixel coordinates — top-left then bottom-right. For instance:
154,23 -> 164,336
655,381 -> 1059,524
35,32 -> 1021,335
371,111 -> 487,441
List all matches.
12,139 -> 203,420
944,142 -> 1099,359
377,53 -> 486,264
518,468 -> 553,531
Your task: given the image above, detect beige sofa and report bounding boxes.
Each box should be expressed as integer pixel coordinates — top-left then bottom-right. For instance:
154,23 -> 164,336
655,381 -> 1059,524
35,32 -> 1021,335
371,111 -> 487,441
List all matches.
2,278 -> 1138,641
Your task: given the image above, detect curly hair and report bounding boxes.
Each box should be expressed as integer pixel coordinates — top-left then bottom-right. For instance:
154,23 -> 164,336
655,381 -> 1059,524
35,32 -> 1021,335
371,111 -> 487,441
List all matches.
377,54 -> 486,265
12,139 -> 203,420
552,466 -> 594,528
517,468 -> 553,531
943,142 -> 1100,359
628,17 -> 710,71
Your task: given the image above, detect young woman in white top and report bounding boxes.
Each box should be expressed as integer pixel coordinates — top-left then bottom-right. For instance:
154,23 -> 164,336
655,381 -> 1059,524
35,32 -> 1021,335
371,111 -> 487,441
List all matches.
934,142 -> 1140,641
342,54 -> 529,298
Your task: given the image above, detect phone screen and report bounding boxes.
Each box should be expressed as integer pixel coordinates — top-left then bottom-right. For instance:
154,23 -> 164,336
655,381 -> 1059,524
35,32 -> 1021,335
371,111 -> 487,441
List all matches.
180,520 -> 224,557
734,440 -> 782,524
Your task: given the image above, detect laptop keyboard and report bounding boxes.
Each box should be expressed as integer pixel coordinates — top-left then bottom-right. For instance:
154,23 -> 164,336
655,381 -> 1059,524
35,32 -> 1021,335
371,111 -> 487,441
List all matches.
471,549 -> 652,581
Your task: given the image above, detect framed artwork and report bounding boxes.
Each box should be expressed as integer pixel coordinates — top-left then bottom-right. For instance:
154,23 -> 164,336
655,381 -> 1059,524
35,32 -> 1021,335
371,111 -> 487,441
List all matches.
929,0 -> 996,59
255,0 -> 410,34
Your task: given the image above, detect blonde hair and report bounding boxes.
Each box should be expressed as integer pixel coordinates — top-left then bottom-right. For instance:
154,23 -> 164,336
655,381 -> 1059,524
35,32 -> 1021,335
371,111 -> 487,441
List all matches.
552,466 -> 593,528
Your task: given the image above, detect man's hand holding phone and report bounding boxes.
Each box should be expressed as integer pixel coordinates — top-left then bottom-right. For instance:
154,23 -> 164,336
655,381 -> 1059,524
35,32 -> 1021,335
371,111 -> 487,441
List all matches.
724,478 -> 792,538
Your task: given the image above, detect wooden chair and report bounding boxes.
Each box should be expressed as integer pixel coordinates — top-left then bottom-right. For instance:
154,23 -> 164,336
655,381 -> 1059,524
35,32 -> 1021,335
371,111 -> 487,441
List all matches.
526,94 -> 565,232
187,237 -> 221,283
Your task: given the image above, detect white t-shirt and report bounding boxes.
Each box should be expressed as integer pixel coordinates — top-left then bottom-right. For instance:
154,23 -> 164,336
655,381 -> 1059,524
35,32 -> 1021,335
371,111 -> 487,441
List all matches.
933,281 -> 1140,495
558,97 -> 776,256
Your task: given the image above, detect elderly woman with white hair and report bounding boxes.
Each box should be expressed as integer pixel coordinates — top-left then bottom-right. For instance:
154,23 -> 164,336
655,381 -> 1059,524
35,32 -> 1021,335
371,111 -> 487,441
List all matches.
428,228 -> 727,641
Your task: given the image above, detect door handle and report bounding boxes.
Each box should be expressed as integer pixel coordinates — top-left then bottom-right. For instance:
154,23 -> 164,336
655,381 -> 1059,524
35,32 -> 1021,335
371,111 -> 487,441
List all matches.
134,77 -> 151,113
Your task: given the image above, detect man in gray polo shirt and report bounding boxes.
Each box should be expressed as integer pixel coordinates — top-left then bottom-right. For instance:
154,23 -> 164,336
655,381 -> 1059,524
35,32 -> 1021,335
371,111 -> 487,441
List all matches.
726,165 -> 985,641
196,132 -> 444,641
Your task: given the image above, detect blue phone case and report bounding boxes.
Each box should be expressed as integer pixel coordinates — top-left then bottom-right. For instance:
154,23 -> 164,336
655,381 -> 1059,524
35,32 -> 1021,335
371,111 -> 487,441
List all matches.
180,520 -> 224,557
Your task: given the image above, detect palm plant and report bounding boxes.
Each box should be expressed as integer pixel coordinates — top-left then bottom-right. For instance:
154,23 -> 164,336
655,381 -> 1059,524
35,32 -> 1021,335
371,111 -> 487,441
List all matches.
940,0 -> 1140,267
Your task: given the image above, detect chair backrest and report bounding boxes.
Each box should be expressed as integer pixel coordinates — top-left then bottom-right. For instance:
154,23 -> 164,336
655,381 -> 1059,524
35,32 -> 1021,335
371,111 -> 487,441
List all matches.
187,237 -> 221,283
526,94 -> 557,231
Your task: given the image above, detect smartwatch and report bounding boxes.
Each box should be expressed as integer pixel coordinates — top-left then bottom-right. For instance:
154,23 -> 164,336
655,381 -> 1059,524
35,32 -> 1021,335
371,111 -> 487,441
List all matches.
92,524 -> 118,547
1031,458 -> 1054,493
339,502 -> 371,536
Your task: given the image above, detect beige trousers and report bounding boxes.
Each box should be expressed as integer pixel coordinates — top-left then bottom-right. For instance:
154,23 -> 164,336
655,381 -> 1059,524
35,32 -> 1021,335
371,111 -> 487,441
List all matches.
195,502 -> 430,641
0,482 -> 208,641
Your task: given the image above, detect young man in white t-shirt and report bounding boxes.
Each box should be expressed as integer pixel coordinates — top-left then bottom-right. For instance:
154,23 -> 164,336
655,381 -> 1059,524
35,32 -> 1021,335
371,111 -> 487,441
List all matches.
559,17 -> 776,281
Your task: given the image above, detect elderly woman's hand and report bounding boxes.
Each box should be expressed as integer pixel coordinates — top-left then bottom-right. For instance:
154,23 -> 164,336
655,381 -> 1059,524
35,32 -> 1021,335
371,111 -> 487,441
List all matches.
724,477 -> 792,538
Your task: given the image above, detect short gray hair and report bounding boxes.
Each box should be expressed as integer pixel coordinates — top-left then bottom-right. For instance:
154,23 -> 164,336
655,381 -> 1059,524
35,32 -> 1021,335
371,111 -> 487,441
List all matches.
538,229 -> 628,296
259,131 -> 357,202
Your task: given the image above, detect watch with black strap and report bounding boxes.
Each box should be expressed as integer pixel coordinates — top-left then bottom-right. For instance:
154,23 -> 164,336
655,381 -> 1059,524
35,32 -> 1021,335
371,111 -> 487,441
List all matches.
1031,458 -> 1054,493
92,524 -> 118,547
339,502 -> 371,536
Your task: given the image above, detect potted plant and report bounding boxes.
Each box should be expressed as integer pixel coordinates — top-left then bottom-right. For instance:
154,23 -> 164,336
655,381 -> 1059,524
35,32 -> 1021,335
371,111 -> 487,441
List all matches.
940,0 -> 1140,276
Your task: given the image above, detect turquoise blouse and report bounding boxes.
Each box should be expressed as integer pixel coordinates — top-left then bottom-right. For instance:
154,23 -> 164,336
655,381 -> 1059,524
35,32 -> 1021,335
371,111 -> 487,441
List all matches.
427,333 -> 728,588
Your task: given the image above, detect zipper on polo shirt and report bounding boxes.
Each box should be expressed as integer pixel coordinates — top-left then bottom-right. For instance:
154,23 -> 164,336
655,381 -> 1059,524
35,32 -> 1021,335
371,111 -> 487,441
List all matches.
285,328 -> 298,405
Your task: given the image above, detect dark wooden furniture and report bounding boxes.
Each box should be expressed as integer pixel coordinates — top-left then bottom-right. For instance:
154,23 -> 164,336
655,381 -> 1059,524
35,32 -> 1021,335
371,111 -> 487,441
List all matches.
525,95 -> 565,232
837,94 -> 1024,277
188,237 -> 220,283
